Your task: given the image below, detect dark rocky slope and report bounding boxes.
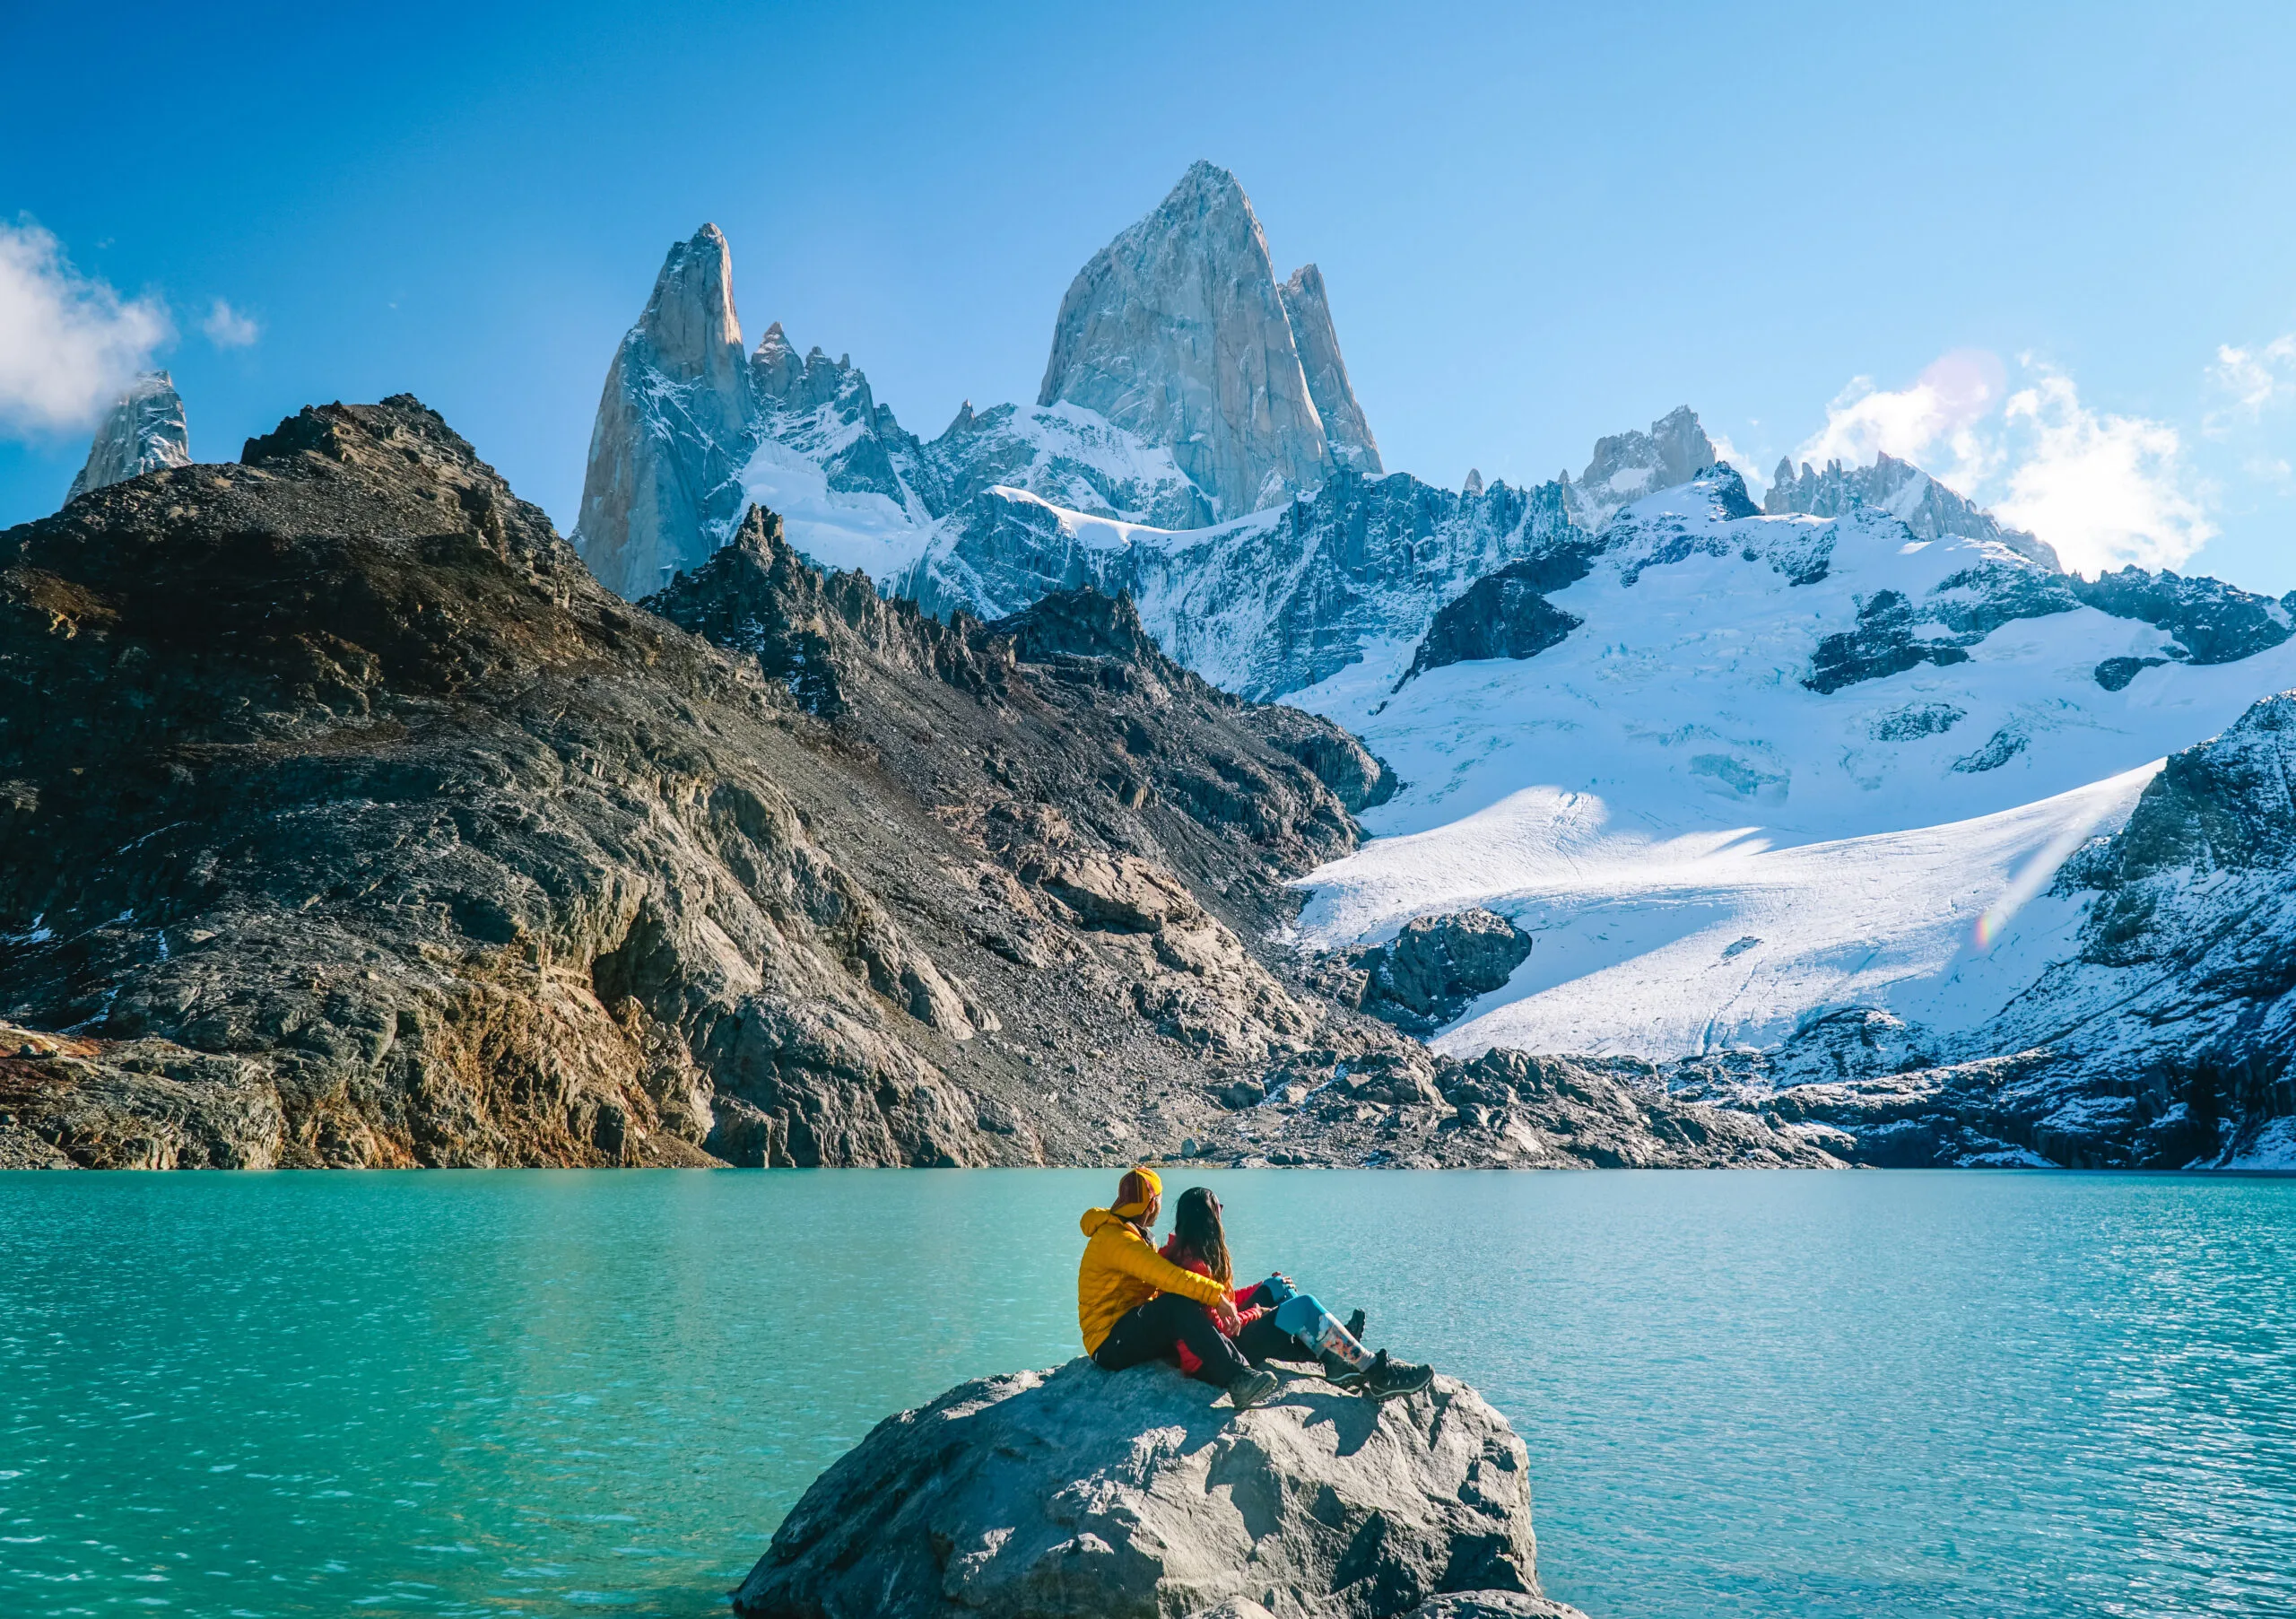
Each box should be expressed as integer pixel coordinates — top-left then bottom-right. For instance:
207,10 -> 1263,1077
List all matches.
0,397 -> 1830,1171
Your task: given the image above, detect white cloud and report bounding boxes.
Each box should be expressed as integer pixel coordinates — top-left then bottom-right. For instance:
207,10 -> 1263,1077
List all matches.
1795,351 -> 2213,575
1993,370 -> 2213,574
2206,335 -> 2296,430
201,297 -> 260,349
1792,348 -> 2007,490
0,220 -> 172,435
1705,428 -> 1764,494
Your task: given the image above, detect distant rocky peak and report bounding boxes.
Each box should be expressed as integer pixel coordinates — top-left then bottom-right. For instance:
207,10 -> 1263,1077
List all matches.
571,224 -> 756,599
1696,462 -> 1761,521
67,370 -> 191,502
1037,161 -> 1360,518
1568,405 -> 1716,530
1278,262 -> 1382,474
1764,451 -> 2060,571
750,320 -> 801,396
750,330 -> 883,422
637,224 -> 748,401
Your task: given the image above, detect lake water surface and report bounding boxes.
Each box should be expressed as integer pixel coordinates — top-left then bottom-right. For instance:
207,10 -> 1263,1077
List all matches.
3,1169 -> 2292,1618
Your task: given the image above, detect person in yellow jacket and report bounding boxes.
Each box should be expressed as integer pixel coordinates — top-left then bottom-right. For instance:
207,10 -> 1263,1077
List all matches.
1077,1167 -> 1280,1411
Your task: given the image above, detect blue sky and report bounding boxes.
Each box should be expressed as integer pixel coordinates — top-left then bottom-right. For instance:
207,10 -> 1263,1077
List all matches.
5,1 -> 2295,587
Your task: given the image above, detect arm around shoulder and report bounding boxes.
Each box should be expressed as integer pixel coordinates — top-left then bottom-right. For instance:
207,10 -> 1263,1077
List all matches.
1109,1234 -> 1230,1304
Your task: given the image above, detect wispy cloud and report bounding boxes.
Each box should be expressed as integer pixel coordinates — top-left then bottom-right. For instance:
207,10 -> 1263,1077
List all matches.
1993,369 -> 2213,573
1795,350 -> 2212,574
200,297 -> 260,350
1792,349 -> 2007,490
1704,428 -> 1762,493
2206,335 -> 2296,430
0,220 -> 172,434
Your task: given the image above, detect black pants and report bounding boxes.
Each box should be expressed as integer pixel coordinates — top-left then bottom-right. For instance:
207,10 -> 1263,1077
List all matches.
1093,1292 -> 1251,1387
1236,1312 -> 1316,1366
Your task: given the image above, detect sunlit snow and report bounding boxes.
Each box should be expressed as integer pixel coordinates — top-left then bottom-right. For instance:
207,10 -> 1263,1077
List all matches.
1292,477 -> 2296,1058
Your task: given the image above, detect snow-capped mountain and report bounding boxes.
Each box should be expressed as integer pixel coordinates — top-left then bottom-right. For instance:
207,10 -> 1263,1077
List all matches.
564,162 -> 2296,1163
571,226 -> 753,599
899,412 -> 1738,701
1037,160 -> 1376,514
900,470 -> 1579,700
66,371 -> 189,501
1289,466 -> 2296,1068
571,162 -> 1378,596
1562,405 -> 1715,532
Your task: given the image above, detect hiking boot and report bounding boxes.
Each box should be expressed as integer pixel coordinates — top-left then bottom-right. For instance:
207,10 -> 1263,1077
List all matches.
1345,1308 -> 1366,1340
1335,1349 -> 1435,1403
1224,1368 -> 1281,1412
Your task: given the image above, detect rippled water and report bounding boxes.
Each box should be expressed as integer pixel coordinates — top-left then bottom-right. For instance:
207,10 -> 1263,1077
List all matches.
2,1170 -> 2291,1618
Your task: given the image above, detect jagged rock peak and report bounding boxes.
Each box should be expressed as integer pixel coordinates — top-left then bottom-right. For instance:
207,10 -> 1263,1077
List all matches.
571,224 -> 754,600
1038,161 -> 1342,518
67,371 -> 190,502
1279,262 -> 1382,474
1464,468 -> 1484,496
1567,405 -> 1715,529
1765,449 -> 2060,570
640,224 -> 747,393
750,319 -> 801,396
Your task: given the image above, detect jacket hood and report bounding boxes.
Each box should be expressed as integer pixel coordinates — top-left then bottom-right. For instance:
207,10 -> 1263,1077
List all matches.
1080,1206 -> 1136,1239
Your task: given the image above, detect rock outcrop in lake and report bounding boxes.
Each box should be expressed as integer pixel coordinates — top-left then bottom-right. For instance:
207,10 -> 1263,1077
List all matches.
732,1360 -> 1586,1619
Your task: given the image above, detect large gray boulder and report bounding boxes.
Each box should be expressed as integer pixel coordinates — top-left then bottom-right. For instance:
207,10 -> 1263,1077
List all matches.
732,1361 -> 1582,1619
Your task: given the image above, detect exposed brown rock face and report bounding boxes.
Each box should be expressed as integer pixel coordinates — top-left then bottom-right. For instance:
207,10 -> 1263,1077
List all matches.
0,397 -> 1365,1169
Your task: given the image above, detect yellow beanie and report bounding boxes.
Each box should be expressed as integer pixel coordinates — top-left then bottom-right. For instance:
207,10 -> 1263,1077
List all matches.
1110,1166 -> 1162,1219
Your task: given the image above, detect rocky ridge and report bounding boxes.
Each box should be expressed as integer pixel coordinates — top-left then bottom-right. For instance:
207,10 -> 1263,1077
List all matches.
0,397 -> 1833,1172
66,371 -> 190,501
730,1359 -> 1582,1619
906,470 -> 1585,701
1764,449 -> 2060,570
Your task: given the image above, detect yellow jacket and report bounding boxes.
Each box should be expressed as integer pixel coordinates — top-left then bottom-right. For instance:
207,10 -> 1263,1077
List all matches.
1076,1206 -> 1229,1354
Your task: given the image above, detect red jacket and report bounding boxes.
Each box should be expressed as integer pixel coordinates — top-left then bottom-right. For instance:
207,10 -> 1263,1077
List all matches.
1159,1238 -> 1265,1374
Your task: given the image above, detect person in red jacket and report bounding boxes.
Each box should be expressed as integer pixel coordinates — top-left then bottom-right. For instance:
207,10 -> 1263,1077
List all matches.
1159,1185 -> 1434,1402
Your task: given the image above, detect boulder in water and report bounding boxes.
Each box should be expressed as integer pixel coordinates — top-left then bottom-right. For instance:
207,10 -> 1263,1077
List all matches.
731,1359 -> 1587,1619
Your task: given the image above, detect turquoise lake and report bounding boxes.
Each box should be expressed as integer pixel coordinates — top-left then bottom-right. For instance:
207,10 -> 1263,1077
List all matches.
2,1170 -> 2292,1618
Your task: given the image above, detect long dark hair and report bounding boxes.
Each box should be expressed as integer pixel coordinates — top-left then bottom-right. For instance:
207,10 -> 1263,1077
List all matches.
1170,1187 -> 1232,1286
